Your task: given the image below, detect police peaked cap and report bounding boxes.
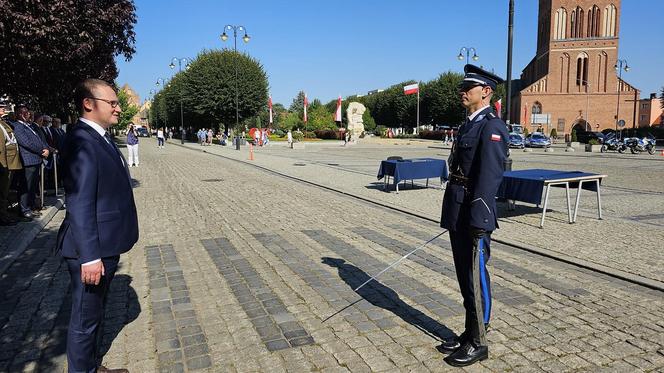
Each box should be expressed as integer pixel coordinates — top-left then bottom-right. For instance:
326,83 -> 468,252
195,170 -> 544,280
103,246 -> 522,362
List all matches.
462,64 -> 504,90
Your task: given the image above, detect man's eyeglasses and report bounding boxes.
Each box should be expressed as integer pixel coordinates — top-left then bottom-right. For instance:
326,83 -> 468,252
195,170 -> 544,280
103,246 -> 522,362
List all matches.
87,97 -> 120,108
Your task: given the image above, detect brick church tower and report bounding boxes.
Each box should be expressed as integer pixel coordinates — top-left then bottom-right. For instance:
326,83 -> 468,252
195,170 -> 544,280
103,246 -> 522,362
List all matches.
510,0 -> 639,136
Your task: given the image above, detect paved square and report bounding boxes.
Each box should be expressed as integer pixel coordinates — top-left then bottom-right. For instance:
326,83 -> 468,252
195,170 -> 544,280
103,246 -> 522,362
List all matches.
1,138 -> 662,372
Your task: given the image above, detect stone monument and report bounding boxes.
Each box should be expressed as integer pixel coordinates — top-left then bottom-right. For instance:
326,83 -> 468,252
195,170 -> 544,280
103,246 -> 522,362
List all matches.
346,102 -> 365,141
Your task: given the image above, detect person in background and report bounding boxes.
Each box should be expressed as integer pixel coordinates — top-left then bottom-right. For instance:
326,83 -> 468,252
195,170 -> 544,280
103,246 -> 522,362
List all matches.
0,103 -> 23,225
126,124 -> 140,167
156,127 -> 165,148
13,105 -> 49,219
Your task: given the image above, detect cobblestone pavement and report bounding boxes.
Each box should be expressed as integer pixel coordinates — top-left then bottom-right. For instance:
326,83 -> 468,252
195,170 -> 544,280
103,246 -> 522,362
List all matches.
186,138 -> 664,284
1,139 -> 663,372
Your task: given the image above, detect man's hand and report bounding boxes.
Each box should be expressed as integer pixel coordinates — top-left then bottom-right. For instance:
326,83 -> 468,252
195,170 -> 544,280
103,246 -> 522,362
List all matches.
81,261 -> 105,285
41,148 -> 50,158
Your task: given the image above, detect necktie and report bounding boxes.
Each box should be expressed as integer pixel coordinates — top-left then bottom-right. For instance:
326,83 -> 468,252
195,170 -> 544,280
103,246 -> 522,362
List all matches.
104,132 -> 126,167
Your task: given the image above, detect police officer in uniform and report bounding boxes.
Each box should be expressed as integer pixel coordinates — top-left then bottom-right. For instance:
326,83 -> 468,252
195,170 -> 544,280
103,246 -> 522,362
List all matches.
438,65 -> 508,367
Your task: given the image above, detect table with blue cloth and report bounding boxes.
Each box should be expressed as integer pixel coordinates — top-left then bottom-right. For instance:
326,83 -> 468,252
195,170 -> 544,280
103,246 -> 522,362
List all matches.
497,169 -> 607,227
377,158 -> 448,193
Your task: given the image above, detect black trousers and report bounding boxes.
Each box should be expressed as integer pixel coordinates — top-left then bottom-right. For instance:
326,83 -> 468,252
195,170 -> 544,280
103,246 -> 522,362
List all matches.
18,164 -> 40,213
66,256 -> 120,373
449,229 -> 492,346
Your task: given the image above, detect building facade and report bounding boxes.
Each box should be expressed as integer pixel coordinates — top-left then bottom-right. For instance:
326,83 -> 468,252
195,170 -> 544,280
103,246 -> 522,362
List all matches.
510,0 -> 640,137
637,93 -> 663,127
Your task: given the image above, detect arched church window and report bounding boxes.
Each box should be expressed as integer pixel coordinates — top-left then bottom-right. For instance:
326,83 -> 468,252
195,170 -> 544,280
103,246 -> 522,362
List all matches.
576,53 -> 589,86
554,8 -> 567,40
603,4 -> 616,37
532,102 -> 542,115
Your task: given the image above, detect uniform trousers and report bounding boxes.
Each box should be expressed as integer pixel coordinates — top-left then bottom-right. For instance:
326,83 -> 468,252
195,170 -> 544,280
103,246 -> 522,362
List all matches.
65,256 -> 120,373
449,229 -> 492,346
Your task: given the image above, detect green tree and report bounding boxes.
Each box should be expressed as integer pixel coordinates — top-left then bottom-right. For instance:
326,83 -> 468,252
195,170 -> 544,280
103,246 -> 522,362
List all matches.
307,105 -> 335,131
289,91 -> 306,114
0,0 -> 136,118
281,111 -> 302,131
420,72 -> 465,126
169,49 -> 269,134
116,87 -> 139,131
362,107 -> 377,132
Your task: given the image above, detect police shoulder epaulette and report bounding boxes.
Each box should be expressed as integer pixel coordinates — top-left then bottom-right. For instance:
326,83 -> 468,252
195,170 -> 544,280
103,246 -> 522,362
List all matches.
487,112 -> 496,119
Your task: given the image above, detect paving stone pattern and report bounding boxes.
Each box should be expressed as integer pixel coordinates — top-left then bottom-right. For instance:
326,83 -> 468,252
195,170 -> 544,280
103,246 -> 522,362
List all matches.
200,238 -> 314,351
4,141 -> 664,372
385,223 -> 590,299
302,229 -> 464,338
145,244 -> 213,372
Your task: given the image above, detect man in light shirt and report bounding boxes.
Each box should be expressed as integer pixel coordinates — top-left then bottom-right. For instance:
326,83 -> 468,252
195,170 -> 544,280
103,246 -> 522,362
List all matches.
55,79 -> 138,373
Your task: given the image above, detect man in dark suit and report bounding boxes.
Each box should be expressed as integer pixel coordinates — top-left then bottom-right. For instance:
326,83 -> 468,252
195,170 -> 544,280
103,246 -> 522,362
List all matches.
438,65 -> 509,367
13,105 -> 50,219
56,79 -> 138,373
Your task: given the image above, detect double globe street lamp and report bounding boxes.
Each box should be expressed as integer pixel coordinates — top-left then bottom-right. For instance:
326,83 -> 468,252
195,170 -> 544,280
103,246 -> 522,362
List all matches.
221,24 -> 250,150
614,59 -> 630,134
155,78 -> 168,132
169,57 -> 191,144
457,47 -> 479,65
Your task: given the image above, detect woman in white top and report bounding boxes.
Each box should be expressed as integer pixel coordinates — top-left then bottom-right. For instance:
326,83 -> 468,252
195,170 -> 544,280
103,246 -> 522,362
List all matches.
157,128 -> 165,148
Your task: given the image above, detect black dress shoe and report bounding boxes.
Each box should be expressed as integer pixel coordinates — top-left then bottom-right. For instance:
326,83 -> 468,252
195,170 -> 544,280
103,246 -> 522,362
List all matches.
437,332 -> 467,354
444,341 -> 488,367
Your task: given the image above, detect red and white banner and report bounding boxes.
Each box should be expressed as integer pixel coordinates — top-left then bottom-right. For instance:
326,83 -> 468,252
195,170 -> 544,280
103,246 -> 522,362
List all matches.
334,95 -> 342,122
268,96 -> 273,124
494,99 -> 502,118
403,83 -> 419,95
303,93 -> 308,123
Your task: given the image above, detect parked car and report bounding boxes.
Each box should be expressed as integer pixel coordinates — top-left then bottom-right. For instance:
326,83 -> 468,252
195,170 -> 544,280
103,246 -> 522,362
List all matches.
136,127 -> 149,137
525,133 -> 551,148
508,133 -> 525,148
575,131 -> 605,144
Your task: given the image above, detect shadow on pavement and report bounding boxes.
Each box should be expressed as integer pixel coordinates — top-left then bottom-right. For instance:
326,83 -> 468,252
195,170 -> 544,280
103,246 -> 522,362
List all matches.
97,274 -> 141,364
365,181 -> 429,193
321,257 -> 455,341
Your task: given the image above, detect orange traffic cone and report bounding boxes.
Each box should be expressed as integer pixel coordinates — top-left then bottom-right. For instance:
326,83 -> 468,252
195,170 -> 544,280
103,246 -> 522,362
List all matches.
660,149 -> 664,156
249,143 -> 254,160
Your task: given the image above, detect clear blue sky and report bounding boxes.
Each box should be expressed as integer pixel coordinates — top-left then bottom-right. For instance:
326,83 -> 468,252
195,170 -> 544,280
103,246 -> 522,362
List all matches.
116,0 -> 662,106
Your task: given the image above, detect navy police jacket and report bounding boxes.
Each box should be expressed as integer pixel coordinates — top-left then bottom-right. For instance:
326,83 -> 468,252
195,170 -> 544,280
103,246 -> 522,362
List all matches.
55,121 -> 139,263
440,107 -> 508,232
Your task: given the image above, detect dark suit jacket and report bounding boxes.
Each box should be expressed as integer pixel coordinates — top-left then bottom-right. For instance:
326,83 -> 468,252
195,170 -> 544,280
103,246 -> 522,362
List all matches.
13,121 -> 48,167
55,120 -> 139,263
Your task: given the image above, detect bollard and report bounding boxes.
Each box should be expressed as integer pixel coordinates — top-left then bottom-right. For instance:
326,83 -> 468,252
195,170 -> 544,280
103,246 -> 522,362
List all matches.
40,163 -> 45,209
54,153 -> 61,196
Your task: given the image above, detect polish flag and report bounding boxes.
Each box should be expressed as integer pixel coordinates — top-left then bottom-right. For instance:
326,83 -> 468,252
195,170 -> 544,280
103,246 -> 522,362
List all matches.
334,95 -> 342,122
268,96 -> 273,124
403,83 -> 419,95
494,99 -> 502,118
303,93 -> 308,123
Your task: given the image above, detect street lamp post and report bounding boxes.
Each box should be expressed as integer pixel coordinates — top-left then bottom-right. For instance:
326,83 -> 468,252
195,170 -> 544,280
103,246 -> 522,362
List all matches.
169,57 -> 191,144
457,47 -> 479,65
614,59 -> 630,137
155,78 -> 167,133
221,24 -> 250,150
